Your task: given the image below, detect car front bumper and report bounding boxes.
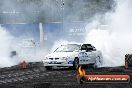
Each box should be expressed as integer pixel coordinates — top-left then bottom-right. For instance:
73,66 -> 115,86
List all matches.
43,60 -> 73,67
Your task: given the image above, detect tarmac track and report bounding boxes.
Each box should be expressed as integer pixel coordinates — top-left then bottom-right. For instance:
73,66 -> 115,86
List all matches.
0,63 -> 132,88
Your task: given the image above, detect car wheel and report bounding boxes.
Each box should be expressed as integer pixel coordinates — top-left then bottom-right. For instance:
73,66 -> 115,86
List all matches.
93,56 -> 102,68
73,58 -> 79,69
45,66 -> 52,70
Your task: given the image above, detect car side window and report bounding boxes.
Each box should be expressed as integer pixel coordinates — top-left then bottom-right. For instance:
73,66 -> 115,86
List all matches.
81,44 -> 96,52
85,44 -> 94,52
81,44 -> 87,50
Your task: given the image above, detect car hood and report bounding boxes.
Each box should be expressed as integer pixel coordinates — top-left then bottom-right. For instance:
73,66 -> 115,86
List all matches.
45,52 -> 78,58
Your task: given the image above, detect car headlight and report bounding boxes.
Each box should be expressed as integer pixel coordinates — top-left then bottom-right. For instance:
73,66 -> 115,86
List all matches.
61,57 -> 69,60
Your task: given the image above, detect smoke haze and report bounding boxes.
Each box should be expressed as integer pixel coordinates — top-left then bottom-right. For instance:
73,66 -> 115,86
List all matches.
1,0 -> 131,67
0,0 -> 113,23
85,0 -> 132,66
0,26 -> 17,67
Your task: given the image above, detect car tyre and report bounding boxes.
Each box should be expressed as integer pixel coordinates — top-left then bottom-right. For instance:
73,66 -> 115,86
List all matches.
45,66 -> 52,70
93,56 -> 102,68
73,58 -> 79,69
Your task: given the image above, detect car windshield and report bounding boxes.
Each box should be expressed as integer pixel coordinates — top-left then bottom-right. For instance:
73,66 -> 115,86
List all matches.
55,44 -> 81,52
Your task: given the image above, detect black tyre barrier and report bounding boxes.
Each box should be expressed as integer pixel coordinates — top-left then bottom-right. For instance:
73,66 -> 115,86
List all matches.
125,54 -> 132,67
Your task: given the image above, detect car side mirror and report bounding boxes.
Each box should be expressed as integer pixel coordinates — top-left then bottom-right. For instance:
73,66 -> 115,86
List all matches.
81,50 -> 86,52
93,48 -> 96,51
81,47 -> 86,50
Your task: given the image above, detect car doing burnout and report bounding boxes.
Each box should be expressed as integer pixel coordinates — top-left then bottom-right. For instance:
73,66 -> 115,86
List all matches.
42,44 -> 103,70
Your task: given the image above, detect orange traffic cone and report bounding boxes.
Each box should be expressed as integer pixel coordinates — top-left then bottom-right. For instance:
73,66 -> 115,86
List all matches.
22,60 -> 27,69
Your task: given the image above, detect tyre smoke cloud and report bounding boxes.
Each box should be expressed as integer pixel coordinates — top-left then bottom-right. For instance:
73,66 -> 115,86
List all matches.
0,27 -> 18,67
0,0 -> 119,67
85,0 -> 132,66
0,27 -> 46,67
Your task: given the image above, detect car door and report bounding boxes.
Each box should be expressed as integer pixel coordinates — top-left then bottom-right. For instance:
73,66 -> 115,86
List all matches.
84,44 -> 97,63
79,44 -> 95,64
86,44 -> 97,59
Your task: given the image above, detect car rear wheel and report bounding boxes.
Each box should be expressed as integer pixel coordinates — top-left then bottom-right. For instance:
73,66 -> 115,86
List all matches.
93,56 -> 102,68
45,66 -> 53,70
73,58 -> 79,69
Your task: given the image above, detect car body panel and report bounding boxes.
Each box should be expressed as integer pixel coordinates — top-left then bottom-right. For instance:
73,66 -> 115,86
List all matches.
42,44 -> 102,67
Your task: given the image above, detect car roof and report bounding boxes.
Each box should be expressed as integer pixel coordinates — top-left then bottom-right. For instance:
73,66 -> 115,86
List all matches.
61,44 -> 81,46
61,43 -> 92,46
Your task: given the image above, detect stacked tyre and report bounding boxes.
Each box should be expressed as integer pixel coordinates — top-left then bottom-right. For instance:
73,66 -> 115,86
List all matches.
125,54 -> 132,67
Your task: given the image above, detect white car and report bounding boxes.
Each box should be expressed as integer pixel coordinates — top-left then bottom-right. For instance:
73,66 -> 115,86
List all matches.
43,44 -> 103,70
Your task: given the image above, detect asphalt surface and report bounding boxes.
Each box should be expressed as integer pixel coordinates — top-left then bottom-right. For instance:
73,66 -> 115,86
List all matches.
0,63 -> 132,88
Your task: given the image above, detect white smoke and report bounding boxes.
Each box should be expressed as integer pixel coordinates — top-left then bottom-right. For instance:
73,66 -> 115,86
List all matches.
0,26 -> 18,67
85,0 -> 132,66
0,27 -> 42,67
